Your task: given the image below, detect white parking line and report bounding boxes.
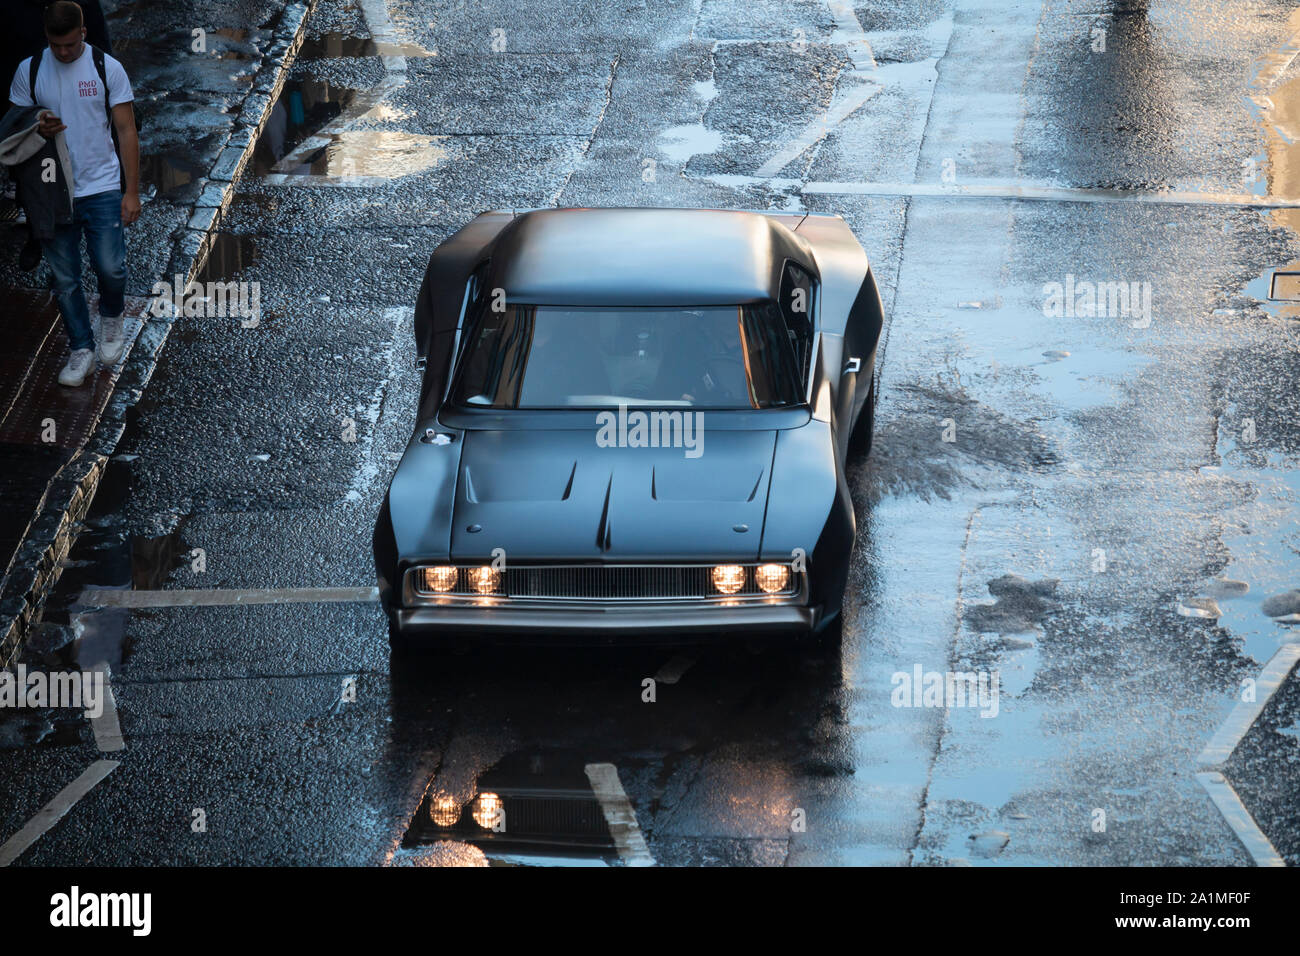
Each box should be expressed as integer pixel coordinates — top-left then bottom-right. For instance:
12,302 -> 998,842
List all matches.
0,760 -> 119,866
1198,643 -> 1300,768
584,762 -> 654,867
825,0 -> 877,72
756,85 -> 881,178
1192,644 -> 1299,867
79,587 -> 380,608
754,0 -> 882,177
87,662 -> 125,753
1195,772 -> 1285,867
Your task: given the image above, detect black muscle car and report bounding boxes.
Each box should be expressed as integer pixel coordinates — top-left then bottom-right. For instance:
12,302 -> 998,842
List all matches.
373,207 -> 882,647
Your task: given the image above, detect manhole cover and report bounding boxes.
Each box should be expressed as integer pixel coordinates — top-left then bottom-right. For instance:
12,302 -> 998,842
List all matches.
1268,271 -> 1300,300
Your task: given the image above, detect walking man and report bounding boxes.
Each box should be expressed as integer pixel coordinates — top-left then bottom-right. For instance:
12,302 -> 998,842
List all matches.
8,0 -> 139,386
1,0 -> 115,272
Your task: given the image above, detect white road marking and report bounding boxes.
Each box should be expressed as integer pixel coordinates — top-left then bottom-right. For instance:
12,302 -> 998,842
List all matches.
1192,644 -> 1299,866
87,662 -> 125,753
347,306 -> 413,503
653,653 -> 696,685
1195,772 -> 1285,867
79,587 -> 380,608
798,179 -> 1300,208
584,762 -> 654,867
825,0 -> 877,71
359,0 -> 416,76
756,83 -> 881,178
0,760 -> 119,866
1199,643 -> 1300,767
754,0 -> 882,177
703,172 -> 1300,209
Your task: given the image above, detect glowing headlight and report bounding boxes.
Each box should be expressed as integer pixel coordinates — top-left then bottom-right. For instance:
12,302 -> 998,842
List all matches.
468,566 -> 500,594
420,566 -> 458,592
472,792 -> 502,829
755,564 -> 791,594
429,792 -> 460,827
711,565 -> 745,594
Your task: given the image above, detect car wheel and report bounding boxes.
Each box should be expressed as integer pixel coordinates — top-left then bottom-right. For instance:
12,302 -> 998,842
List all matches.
846,377 -> 875,459
809,605 -> 844,654
387,614 -> 409,652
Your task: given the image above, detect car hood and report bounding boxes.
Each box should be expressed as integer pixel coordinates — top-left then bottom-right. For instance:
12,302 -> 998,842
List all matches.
449,427 -> 776,562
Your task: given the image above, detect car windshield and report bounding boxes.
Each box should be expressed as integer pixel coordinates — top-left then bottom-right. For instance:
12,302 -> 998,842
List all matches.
451,305 -> 804,409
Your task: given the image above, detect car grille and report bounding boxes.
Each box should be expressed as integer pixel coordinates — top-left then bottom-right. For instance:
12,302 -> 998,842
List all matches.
506,565 -> 731,600
500,795 -> 609,835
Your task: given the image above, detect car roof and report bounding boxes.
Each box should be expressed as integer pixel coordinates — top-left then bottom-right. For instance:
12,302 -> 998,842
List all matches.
486,208 -> 814,307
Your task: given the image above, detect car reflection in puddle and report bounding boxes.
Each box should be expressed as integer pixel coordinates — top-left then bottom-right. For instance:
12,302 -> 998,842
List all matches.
403,750 -> 619,866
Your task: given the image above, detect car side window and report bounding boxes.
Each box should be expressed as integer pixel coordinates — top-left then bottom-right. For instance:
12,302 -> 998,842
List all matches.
778,261 -> 815,387
464,260 -> 491,324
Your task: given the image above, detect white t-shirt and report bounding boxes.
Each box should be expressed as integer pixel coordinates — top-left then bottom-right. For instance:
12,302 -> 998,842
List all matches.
8,46 -> 134,199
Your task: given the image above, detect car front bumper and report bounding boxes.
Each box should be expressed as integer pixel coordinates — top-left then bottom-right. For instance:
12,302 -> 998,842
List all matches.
393,601 -> 819,643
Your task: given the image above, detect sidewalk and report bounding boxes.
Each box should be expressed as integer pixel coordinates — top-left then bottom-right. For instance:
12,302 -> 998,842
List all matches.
0,0 -> 319,666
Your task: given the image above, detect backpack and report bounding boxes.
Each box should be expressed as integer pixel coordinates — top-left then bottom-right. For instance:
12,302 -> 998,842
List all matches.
28,44 -> 138,192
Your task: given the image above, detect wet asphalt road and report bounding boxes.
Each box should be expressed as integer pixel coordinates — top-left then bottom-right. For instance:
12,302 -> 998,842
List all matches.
2,0 -> 1300,866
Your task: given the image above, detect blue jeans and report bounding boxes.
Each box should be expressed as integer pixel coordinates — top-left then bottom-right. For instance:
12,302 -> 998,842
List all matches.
40,189 -> 126,352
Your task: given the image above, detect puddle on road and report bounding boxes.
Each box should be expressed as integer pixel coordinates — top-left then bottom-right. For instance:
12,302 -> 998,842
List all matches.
272,130 -> 446,179
1215,35 -> 1300,662
1012,344 -> 1153,414
359,102 -> 413,123
1248,15 -> 1300,334
113,28 -> 257,68
250,81 -> 359,175
402,749 -> 619,866
38,456 -> 191,674
1199,412 -> 1300,663
249,79 -> 444,180
298,32 -> 437,59
197,232 -> 260,285
140,151 -> 208,198
208,28 -> 255,58
0,710 -> 84,750
657,123 -> 725,165
0,455 -> 182,753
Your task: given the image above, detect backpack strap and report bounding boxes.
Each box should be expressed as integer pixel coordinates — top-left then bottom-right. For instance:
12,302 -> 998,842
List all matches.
92,46 -> 111,122
28,53 -> 39,103
90,44 -> 126,192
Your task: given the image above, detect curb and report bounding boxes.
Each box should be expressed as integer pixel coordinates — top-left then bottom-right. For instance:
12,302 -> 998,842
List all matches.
0,0 -> 320,668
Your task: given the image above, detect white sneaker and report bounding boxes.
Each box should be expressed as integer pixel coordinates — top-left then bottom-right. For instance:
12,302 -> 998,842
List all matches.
97,314 -> 125,366
58,348 -> 96,386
